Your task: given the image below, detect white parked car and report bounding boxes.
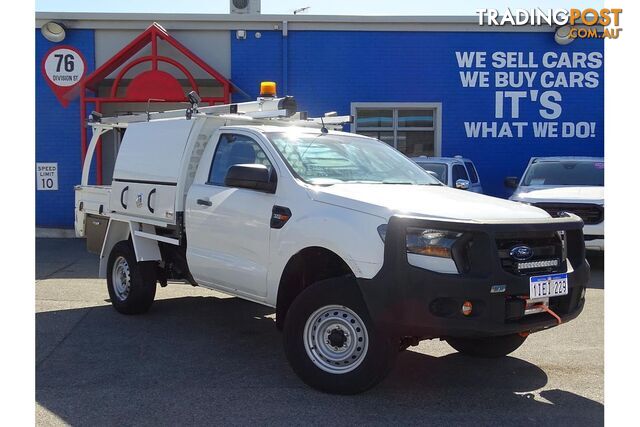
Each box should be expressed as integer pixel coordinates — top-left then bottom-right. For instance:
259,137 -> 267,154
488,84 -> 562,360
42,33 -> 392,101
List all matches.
411,156 -> 483,193
74,89 -> 589,394
506,156 -> 604,251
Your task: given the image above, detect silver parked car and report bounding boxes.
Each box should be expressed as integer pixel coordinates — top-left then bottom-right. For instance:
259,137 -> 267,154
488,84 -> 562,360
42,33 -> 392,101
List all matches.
505,156 -> 604,251
411,156 -> 483,193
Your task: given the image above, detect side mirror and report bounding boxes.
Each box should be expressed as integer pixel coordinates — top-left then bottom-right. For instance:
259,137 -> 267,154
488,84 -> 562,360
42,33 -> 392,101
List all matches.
224,164 -> 276,193
455,179 -> 470,190
504,176 -> 519,189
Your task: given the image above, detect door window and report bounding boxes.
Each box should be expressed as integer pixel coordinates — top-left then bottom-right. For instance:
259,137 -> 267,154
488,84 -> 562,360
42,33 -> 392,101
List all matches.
208,134 -> 273,186
452,164 -> 469,182
464,161 -> 479,183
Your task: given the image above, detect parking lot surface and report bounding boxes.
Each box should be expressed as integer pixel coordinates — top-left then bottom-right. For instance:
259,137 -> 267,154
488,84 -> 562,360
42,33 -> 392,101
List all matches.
36,238 -> 604,426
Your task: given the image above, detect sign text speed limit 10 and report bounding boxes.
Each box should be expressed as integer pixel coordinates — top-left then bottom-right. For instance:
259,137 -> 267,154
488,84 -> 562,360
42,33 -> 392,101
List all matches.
37,163 -> 58,191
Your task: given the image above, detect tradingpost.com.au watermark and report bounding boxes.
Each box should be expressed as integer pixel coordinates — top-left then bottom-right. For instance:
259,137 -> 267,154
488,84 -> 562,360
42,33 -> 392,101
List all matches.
476,8 -> 622,39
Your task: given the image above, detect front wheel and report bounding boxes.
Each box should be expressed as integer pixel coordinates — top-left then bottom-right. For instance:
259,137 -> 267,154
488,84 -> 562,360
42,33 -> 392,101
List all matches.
445,333 -> 527,358
283,277 -> 397,394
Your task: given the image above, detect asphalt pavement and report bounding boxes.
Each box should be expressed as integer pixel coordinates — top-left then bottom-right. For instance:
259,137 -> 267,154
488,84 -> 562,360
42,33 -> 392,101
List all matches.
36,238 -> 604,426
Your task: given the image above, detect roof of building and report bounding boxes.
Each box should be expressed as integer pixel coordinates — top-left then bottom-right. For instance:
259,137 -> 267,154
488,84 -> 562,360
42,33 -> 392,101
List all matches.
35,12 -> 556,32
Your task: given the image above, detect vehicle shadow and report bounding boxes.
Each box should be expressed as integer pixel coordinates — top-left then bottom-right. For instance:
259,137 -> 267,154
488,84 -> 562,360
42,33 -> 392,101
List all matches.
35,238 -> 99,280
36,296 -> 604,426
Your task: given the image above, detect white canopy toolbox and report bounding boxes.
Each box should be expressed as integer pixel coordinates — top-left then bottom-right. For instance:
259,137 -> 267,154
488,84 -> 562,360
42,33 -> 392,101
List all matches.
110,118 -> 197,224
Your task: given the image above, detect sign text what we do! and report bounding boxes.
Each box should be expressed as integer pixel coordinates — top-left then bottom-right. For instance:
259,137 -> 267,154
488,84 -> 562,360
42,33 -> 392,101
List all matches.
457,51 -> 603,140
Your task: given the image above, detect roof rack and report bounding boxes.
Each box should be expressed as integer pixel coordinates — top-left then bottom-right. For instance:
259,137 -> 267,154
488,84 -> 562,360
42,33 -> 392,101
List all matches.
81,92 -> 353,185
88,94 -> 353,130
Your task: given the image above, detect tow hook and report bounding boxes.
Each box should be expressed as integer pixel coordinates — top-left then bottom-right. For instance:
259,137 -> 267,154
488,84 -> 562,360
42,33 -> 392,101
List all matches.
540,305 -> 562,325
529,300 -> 562,325
519,296 -> 563,325
518,301 -> 563,336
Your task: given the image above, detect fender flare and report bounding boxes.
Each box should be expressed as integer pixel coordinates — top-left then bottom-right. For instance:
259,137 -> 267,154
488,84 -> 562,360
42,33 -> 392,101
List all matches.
98,219 -> 162,278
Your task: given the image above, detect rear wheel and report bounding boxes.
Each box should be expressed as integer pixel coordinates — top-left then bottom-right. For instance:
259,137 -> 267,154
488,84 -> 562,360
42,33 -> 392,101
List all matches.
445,334 -> 527,358
283,277 -> 397,394
107,241 -> 157,315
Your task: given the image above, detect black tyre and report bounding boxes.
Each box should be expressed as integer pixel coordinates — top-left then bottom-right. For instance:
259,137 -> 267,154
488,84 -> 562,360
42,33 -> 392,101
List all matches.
283,276 -> 397,394
106,241 -> 157,315
445,334 -> 527,358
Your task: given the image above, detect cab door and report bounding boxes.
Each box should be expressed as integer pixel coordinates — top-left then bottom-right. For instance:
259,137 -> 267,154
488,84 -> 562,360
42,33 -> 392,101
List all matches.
185,131 -> 278,299
463,161 -> 483,193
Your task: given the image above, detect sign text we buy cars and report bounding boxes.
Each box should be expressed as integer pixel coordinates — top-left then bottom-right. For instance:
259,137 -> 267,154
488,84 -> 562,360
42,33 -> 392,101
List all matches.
456,51 -> 602,140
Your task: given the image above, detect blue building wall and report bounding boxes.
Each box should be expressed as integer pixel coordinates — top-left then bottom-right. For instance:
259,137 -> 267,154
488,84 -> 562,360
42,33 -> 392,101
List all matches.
232,31 -> 604,198
36,29 -> 95,228
35,28 -> 604,227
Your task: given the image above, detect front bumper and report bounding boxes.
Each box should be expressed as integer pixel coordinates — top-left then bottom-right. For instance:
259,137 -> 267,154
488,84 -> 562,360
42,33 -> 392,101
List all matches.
356,214 -> 590,339
584,222 -> 604,251
585,238 -> 604,251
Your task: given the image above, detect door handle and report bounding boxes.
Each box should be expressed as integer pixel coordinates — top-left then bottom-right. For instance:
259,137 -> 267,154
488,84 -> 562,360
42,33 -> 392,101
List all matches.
120,186 -> 129,209
197,198 -> 212,207
147,188 -> 156,213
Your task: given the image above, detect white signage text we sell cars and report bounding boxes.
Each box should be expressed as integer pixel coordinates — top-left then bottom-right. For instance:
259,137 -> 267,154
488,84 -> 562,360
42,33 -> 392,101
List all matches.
456,51 -> 603,139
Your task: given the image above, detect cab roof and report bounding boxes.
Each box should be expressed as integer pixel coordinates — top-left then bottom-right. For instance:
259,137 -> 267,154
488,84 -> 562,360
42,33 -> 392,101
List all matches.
410,155 -> 473,164
220,124 -> 372,140
531,156 -> 604,163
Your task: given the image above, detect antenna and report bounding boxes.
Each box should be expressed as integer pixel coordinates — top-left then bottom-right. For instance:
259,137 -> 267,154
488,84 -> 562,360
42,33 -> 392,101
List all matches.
320,116 -> 328,134
293,6 -> 310,14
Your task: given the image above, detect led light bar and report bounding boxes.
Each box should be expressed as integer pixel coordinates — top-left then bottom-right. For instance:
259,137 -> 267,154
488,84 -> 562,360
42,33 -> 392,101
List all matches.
517,259 -> 559,270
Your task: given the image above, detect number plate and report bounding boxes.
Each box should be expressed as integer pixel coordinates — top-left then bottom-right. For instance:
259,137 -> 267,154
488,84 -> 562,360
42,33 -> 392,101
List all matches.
529,273 -> 568,299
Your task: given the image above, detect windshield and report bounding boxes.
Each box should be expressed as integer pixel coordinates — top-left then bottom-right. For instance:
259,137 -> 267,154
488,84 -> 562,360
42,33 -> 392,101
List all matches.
522,160 -> 604,186
266,132 -> 441,185
416,163 -> 448,184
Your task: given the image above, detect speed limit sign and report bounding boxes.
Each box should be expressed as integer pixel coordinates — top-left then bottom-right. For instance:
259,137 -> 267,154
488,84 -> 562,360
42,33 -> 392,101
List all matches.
41,46 -> 86,107
37,163 -> 58,191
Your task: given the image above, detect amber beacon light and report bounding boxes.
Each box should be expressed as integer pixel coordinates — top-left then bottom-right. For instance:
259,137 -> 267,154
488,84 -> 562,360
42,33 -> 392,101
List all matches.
260,81 -> 277,97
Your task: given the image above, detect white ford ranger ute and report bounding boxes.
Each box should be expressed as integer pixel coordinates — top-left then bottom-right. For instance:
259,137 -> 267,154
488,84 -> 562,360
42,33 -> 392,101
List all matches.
75,93 -> 589,394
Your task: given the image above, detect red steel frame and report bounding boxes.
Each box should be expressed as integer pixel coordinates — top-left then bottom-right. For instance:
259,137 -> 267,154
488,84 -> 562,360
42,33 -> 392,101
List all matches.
80,23 -> 231,185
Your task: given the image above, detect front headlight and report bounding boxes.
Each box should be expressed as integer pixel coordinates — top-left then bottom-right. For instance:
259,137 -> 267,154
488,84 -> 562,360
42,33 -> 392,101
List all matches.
406,228 -> 463,258
377,224 -> 469,274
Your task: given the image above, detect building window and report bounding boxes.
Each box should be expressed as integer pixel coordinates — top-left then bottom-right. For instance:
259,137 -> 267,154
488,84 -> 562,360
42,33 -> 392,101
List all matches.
351,103 -> 441,156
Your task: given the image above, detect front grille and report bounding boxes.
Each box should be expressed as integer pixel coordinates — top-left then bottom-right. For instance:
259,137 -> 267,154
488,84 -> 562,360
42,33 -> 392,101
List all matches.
496,231 -> 565,275
533,203 -> 603,225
